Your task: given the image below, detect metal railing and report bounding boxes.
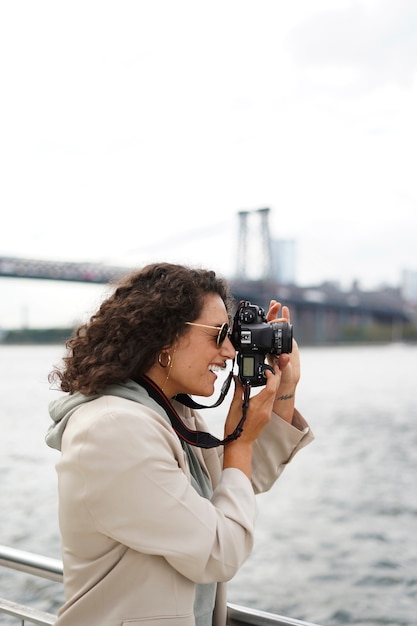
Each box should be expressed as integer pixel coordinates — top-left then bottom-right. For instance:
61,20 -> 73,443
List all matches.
0,599 -> 56,626
0,545 -> 322,626
0,545 -> 61,625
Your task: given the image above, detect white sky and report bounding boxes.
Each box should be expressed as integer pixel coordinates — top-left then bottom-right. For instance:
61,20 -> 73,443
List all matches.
1,0 -> 417,328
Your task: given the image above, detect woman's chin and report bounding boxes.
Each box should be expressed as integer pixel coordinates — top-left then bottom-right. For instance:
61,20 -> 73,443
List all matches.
192,382 -> 216,398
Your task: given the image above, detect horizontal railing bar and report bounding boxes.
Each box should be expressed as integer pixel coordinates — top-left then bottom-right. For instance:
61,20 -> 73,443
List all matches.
0,545 -> 63,583
227,603 -> 323,626
0,598 -> 56,625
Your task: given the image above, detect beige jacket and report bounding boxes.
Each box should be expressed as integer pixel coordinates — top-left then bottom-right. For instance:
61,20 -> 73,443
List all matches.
50,390 -> 312,626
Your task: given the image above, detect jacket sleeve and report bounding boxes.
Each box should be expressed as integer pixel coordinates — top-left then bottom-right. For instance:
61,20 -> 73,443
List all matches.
63,397 -> 257,585
250,409 -> 314,493
178,402 -> 313,496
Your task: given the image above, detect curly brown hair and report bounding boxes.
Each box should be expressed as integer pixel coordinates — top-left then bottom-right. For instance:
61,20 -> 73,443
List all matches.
48,262 -> 234,395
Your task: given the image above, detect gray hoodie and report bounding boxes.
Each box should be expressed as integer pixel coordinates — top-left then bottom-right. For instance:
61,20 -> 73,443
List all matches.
46,379 -> 171,451
46,378 -> 213,500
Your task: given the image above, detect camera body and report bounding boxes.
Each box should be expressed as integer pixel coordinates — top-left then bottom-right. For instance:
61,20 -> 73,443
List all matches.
231,300 -> 293,386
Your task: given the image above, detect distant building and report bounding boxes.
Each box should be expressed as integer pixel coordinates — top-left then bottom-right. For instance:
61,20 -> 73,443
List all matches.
271,239 -> 296,285
402,269 -> 417,302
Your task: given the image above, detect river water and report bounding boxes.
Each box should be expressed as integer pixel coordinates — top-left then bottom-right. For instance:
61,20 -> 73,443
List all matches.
0,343 -> 416,626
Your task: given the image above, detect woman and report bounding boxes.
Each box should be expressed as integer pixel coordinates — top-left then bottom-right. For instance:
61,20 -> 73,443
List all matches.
46,262 -> 313,626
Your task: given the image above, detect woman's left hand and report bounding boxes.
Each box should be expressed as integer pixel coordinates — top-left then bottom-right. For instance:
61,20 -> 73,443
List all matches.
266,300 -> 300,422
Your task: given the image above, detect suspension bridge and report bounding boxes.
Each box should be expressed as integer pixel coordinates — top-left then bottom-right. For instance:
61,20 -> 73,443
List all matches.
1,209 -> 414,343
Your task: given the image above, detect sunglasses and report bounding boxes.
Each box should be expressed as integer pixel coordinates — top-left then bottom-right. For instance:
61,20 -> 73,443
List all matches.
185,322 -> 232,347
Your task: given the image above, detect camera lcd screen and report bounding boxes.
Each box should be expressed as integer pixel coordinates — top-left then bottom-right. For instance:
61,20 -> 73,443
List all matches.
242,356 -> 255,378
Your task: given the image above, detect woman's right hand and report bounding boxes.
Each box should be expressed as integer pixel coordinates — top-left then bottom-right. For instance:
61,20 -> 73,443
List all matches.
223,367 -> 281,478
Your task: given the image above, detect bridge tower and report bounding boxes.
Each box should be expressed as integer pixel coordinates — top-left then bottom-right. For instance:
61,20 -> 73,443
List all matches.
235,207 -> 273,280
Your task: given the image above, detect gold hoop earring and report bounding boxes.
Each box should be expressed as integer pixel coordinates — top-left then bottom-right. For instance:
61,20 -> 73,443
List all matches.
158,352 -> 172,368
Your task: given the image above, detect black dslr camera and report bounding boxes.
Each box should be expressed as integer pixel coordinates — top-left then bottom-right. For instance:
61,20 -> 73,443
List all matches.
231,300 -> 293,386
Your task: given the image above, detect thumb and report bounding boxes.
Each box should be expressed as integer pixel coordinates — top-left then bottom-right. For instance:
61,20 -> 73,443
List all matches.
230,375 -> 244,406
224,376 -> 245,434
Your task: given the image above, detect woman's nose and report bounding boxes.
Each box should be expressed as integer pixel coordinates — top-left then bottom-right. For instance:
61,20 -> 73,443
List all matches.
221,336 -> 236,359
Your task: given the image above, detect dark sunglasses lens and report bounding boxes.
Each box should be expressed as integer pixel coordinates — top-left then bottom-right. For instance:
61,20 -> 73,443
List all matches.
217,323 -> 229,346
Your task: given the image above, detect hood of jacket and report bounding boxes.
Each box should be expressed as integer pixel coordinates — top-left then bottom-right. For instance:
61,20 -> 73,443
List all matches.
45,379 -> 169,451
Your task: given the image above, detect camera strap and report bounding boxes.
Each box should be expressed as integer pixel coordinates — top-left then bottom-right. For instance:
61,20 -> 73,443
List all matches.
174,367 -> 234,410
136,373 -> 250,449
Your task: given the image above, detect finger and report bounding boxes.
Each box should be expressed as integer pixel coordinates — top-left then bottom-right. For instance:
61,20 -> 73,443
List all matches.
265,363 -> 281,390
269,353 -> 280,367
274,306 -> 290,323
281,305 -> 290,322
267,300 -> 282,322
231,375 -> 244,401
278,354 -> 290,369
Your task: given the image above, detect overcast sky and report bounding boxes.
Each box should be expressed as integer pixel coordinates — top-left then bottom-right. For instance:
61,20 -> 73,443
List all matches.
1,0 -> 417,328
